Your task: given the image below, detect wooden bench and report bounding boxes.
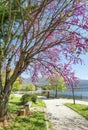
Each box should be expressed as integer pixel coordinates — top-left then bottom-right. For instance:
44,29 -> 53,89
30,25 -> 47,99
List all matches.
18,101 -> 32,116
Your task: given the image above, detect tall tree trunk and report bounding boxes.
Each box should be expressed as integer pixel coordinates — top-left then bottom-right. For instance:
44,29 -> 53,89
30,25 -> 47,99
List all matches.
55,85 -> 58,98
0,84 -> 11,122
0,94 -> 9,122
72,85 -> 75,104
0,66 -> 21,121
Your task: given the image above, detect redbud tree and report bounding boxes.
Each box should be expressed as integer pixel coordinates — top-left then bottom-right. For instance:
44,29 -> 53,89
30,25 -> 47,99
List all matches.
0,0 -> 88,120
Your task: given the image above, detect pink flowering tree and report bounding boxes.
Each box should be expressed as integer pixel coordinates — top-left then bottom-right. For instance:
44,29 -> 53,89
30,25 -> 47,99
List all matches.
0,0 -> 88,120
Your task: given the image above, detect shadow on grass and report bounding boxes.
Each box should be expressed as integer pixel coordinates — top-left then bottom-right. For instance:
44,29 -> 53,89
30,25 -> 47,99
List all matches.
82,106 -> 88,111
9,101 -> 22,106
2,112 -> 46,130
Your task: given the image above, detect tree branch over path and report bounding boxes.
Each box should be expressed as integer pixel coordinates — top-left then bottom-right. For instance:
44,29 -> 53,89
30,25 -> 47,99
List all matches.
0,0 -> 88,120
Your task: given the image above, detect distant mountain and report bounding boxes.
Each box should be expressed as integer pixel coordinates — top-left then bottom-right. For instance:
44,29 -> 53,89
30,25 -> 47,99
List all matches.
34,78 -> 48,87
78,79 -> 88,88
22,78 -> 32,84
22,77 -> 48,86
22,77 -> 88,89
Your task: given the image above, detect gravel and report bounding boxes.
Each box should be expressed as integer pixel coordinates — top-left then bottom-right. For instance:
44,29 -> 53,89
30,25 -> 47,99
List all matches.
43,98 -> 88,130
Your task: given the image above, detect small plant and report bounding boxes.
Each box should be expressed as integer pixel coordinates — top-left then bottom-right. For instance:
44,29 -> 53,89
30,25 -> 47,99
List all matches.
25,84 -> 36,91
21,94 -> 37,105
48,120 -> 52,129
21,94 -> 32,105
9,91 -> 15,100
31,94 -> 37,103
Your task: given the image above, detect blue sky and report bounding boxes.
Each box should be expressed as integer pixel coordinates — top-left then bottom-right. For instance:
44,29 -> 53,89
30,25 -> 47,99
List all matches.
21,53 -> 88,80
72,53 -> 88,80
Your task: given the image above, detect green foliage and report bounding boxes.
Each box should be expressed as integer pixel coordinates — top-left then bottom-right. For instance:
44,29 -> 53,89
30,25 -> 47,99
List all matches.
21,94 -> 32,105
41,92 -> 47,97
48,120 -> 52,129
12,77 -> 22,91
53,77 -> 66,92
1,70 -> 22,90
31,94 -> 37,103
12,82 -> 21,91
0,4 -> 9,23
21,93 -> 37,105
25,84 -> 36,91
32,99 -> 46,108
43,77 -> 66,92
0,0 -> 23,24
1,96 -> 46,130
0,0 -> 38,27
9,96 -> 21,104
8,96 -> 21,113
65,103 -> 88,120
42,85 -> 52,90
9,91 -> 15,100
1,112 -> 46,130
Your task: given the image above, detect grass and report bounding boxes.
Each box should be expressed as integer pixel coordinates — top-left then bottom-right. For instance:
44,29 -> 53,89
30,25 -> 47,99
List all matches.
8,95 -> 46,113
1,112 -> 46,130
8,96 -> 21,113
32,99 -> 46,108
0,95 -> 46,130
65,103 -> 88,120
48,120 -> 52,129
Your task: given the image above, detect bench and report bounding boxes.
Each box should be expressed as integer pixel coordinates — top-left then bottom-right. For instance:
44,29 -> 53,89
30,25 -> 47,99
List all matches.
18,101 -> 32,116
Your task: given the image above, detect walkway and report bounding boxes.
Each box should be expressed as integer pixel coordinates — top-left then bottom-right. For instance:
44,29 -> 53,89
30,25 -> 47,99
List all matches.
43,98 -> 88,130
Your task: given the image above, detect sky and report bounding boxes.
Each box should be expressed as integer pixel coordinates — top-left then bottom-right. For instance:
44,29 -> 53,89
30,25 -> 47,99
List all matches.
21,53 -> 88,80
72,53 -> 88,80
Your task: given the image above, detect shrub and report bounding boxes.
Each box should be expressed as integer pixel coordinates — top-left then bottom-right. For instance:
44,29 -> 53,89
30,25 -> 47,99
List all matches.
21,94 -> 37,105
21,94 -> 31,105
31,94 -> 37,103
9,91 -> 15,100
25,84 -> 36,91
12,82 -> 22,91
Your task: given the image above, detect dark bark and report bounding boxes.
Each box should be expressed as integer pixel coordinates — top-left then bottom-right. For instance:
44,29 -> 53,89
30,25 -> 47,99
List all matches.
55,86 -> 58,98
72,86 -> 75,104
71,83 -> 76,104
0,69 -> 21,121
0,61 -> 22,121
0,94 -> 9,121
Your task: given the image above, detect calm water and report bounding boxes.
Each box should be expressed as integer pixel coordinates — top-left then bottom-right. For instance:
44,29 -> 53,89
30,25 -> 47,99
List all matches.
50,88 -> 88,99
50,80 -> 88,99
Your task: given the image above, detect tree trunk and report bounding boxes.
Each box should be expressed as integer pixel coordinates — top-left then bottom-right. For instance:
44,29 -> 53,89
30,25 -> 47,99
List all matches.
70,83 -> 76,105
55,86 -> 58,98
0,94 -> 9,122
0,67 -> 20,122
72,86 -> 75,104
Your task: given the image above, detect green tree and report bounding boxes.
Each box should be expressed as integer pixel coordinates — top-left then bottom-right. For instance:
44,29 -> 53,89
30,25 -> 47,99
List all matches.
43,77 -> 66,98
12,77 -> 22,91
53,77 -> 66,98
25,84 -> 35,91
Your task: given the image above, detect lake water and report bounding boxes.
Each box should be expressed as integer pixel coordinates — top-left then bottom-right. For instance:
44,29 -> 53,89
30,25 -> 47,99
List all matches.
50,80 -> 88,100
50,89 -> 88,100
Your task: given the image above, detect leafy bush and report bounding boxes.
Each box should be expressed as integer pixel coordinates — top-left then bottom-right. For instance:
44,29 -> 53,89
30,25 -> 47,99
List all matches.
31,94 -> 37,103
25,84 -> 36,91
12,82 -> 22,91
21,94 -> 37,105
9,91 -> 15,100
21,94 -> 32,105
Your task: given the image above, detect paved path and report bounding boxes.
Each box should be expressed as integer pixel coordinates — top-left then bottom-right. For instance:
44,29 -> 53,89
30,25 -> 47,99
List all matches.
43,98 -> 88,130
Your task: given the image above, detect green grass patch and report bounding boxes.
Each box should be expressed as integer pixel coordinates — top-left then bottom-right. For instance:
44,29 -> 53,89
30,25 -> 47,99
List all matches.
32,99 -> 46,108
1,112 -> 46,130
8,96 -> 21,113
48,120 -> 52,129
1,95 -> 46,130
65,103 -> 88,120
